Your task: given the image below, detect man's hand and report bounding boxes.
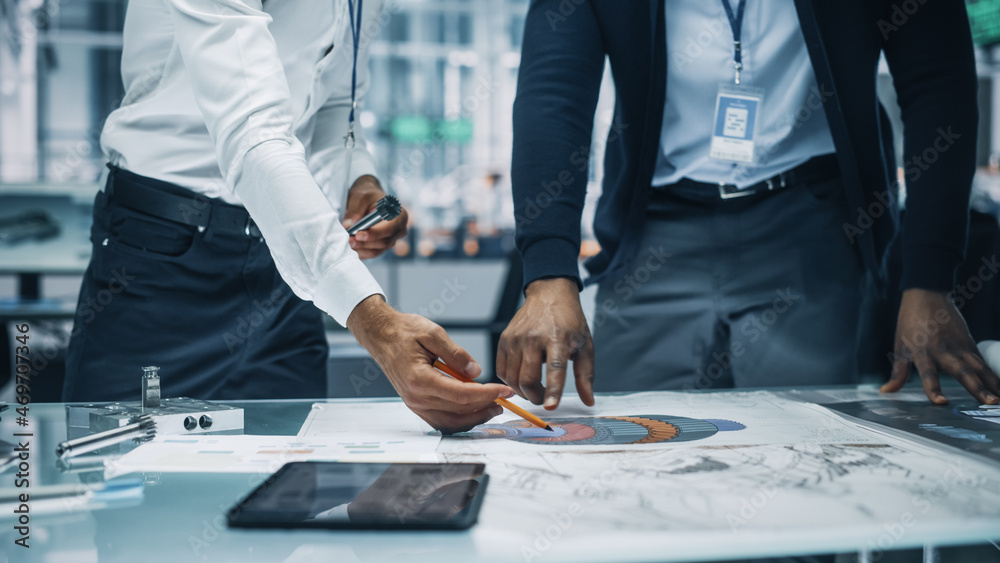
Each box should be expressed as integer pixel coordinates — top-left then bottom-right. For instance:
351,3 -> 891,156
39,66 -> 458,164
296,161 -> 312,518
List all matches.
342,175 -> 408,259
347,295 -> 514,433
496,277 -> 595,410
881,288 -> 1000,405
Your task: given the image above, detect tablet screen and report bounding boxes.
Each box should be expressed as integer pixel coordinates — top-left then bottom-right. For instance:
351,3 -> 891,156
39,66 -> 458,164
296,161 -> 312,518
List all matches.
227,461 -> 488,530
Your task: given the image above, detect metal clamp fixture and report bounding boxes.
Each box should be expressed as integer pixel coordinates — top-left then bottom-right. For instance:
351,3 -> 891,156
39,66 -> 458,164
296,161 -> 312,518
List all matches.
65,366 -> 245,448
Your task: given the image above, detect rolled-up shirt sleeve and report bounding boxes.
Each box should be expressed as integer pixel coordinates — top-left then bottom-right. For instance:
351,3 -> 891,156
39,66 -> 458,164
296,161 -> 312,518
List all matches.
166,0 -> 383,325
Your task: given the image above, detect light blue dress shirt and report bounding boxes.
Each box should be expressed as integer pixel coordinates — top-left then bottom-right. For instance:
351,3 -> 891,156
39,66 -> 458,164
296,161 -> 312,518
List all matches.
652,0 -> 836,189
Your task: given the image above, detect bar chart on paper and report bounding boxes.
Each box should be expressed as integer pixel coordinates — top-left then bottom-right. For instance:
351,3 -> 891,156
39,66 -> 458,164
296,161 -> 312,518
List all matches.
105,433 -> 441,478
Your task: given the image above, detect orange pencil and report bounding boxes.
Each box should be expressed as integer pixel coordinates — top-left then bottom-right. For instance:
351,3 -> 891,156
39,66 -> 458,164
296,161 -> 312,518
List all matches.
432,359 -> 554,432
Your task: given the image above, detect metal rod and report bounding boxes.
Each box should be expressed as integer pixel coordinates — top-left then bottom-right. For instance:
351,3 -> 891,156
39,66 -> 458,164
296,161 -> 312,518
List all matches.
56,414 -> 156,459
347,195 -> 402,236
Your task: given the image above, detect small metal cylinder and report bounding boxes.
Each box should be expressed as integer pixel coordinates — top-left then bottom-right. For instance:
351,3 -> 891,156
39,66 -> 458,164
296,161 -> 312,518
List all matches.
141,366 -> 161,409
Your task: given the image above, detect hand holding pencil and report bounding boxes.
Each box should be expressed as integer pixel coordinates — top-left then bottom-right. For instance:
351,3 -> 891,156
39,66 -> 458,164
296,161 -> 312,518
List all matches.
433,359 -> 554,432
348,299 -> 517,434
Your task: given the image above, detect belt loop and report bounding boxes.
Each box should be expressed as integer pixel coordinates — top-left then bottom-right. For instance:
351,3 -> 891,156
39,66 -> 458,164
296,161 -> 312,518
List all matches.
99,168 -> 114,213
245,216 -> 262,240
105,166 -> 116,199
200,198 -> 217,243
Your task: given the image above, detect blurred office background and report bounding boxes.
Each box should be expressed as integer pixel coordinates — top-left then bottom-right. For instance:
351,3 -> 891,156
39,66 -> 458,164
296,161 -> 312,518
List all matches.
1,0 -> 1000,401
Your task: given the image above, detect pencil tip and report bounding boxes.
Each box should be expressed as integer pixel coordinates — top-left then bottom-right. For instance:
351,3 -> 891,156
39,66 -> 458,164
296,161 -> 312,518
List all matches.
545,425 -> 554,432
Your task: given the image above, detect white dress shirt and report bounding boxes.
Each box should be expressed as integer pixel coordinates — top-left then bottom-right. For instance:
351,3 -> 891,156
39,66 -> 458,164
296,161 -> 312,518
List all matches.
101,0 -> 384,326
653,0 -> 836,188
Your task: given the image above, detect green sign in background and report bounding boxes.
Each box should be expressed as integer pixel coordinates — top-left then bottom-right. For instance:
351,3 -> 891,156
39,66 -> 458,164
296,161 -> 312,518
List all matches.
390,117 -> 473,144
967,0 -> 1000,46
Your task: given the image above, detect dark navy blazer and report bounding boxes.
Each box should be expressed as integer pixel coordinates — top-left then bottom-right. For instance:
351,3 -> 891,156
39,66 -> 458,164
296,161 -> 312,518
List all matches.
511,0 -> 978,293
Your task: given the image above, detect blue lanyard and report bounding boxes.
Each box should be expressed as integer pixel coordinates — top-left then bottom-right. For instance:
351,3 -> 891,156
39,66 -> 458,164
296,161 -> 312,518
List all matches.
345,0 -> 364,148
720,0 -> 746,84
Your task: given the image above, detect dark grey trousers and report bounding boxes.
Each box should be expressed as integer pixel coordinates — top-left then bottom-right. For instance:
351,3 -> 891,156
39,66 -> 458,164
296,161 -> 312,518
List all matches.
592,177 -> 868,392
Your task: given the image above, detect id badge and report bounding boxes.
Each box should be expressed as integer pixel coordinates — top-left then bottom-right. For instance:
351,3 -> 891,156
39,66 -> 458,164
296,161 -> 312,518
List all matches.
709,84 -> 764,163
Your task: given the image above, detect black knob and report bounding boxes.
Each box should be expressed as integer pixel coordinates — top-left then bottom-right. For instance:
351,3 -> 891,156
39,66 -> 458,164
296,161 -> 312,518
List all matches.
183,416 -> 197,431
199,415 -> 213,429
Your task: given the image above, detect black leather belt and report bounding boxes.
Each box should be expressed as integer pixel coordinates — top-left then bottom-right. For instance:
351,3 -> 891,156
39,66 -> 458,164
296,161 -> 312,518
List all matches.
107,165 -> 261,237
662,153 -> 840,200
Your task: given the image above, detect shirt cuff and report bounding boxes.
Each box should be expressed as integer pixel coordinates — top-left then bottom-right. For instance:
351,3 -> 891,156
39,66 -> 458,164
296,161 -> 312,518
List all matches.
520,237 -> 583,292
313,255 -> 385,327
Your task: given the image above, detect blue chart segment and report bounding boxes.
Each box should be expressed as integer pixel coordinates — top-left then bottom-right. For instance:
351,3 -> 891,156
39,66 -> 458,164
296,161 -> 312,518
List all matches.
466,415 -> 743,446
701,419 -> 747,431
